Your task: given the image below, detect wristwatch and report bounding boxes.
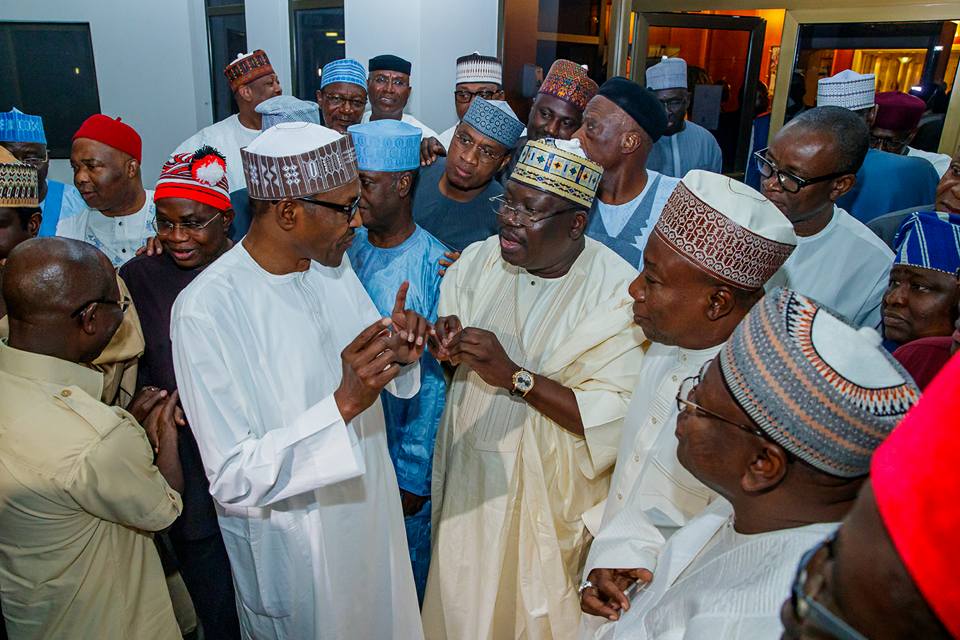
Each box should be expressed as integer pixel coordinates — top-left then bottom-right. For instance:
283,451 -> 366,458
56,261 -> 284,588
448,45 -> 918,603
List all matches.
510,369 -> 535,397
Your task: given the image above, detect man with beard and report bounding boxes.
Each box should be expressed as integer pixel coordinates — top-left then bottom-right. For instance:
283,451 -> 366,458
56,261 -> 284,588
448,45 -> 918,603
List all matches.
119,146 -> 240,639
584,288 -> 919,639
171,122 -> 429,639
362,54 -> 438,139
422,137 -> 644,639
644,57 -> 722,178
346,119 -> 447,602
0,108 -> 85,236
575,77 -> 678,269
176,50 -> 281,194
579,170 -> 796,630
317,58 -> 368,134
412,97 -> 523,252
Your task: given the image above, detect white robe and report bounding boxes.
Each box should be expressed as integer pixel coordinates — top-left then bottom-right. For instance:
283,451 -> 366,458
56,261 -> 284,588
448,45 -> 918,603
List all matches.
362,111 -> 440,140
772,206 -> 893,329
171,242 -> 424,640
175,114 -> 261,193
646,121 -> 723,178
589,500 -> 836,640
55,190 -> 156,268
907,146 -> 952,178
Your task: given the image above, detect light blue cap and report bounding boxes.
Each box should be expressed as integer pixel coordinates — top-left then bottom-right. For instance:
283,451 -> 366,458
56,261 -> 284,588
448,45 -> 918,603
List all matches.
321,58 -> 367,90
256,95 -> 321,131
462,98 -> 523,149
0,108 -> 46,145
348,120 -> 421,172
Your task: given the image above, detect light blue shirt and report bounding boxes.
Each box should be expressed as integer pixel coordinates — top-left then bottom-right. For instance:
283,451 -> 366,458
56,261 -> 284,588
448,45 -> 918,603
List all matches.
37,179 -> 87,237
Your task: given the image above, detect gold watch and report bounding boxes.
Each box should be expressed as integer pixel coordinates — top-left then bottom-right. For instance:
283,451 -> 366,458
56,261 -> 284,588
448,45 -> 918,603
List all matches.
510,369 -> 535,397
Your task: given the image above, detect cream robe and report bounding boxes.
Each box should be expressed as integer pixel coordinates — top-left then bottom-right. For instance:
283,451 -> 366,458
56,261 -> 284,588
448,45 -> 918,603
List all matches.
423,236 -> 646,640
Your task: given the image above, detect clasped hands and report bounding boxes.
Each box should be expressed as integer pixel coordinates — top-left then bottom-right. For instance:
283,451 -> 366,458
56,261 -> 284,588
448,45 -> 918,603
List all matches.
430,314 -> 517,390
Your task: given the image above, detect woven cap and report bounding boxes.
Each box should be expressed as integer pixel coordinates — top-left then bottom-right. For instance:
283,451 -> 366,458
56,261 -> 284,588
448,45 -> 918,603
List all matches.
154,146 -> 231,211
538,59 -> 598,111
510,138 -> 602,208
462,98 -> 524,149
0,147 -> 40,208
818,69 -> 876,111
224,50 -> 274,92
719,288 -> 920,477
456,52 -> 502,85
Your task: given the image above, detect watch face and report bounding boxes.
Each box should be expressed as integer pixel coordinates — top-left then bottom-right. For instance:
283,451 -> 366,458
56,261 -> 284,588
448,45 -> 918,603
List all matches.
515,370 -> 534,392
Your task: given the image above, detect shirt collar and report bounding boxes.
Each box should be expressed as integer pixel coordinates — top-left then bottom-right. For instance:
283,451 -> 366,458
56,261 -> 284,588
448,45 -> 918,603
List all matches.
0,340 -> 104,399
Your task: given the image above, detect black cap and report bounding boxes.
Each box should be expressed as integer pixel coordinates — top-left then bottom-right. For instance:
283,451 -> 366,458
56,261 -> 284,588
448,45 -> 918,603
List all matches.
368,54 -> 412,75
597,76 -> 667,143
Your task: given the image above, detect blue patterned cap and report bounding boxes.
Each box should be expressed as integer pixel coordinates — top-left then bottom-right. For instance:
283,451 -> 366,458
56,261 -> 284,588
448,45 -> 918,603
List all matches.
348,120 -> 421,172
256,96 -> 321,131
0,108 -> 46,145
893,211 -> 960,276
462,98 -> 523,149
321,58 -> 367,90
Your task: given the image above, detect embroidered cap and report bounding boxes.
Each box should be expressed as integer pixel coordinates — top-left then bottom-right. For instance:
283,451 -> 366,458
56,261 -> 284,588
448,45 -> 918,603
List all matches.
892,210 -> 960,276
224,50 -> 275,92
456,53 -> 502,85
320,58 -> 367,90
154,146 -> 232,211
538,59 -> 598,112
646,56 -> 688,91
720,288 -> 920,477
817,69 -> 876,111
256,95 -> 321,130
654,170 -> 796,290
241,122 -> 358,200
462,98 -> 524,150
0,146 -> 40,208
510,138 -> 602,208
0,108 -> 46,145
348,120 -> 421,172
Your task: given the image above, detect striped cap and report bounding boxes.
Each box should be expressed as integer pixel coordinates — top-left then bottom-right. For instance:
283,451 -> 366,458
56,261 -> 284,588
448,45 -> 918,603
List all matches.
719,288 -> 920,477
0,108 -> 46,145
817,69 -> 876,111
321,58 -> 367,90
154,146 -> 231,211
224,50 -> 274,92
0,147 -> 39,208
893,210 -> 960,275
456,53 -> 502,85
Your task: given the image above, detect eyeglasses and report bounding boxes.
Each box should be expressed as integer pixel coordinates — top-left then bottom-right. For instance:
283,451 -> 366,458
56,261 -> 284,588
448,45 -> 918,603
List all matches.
490,194 -> 577,228
675,362 -> 768,439
323,93 -> 367,110
455,132 -> 506,164
154,211 -> 223,234
789,532 -> 869,640
70,295 -> 132,318
869,134 -> 910,154
659,97 -> 686,110
298,194 -> 361,222
753,148 -> 851,194
14,149 -> 48,169
454,89 -> 499,103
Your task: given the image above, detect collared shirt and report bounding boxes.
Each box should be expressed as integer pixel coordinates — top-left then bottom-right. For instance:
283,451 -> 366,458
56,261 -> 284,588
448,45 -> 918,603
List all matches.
55,190 -> 157,267
0,341 -> 181,640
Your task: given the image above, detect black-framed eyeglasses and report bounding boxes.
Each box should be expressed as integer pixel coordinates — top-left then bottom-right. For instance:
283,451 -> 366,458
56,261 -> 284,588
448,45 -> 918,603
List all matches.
15,150 -> 49,169
490,194 -> 577,228
753,148 -> 851,194
659,97 -> 686,110
675,361 -> 768,439
297,194 -> 361,222
789,531 -> 869,640
323,93 -> 367,110
454,89 -> 499,103
869,134 -> 910,154
154,211 -> 223,234
70,295 -> 132,318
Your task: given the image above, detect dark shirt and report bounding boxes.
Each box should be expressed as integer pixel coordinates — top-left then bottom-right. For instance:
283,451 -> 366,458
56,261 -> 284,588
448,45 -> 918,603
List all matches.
229,189 -> 252,242
412,159 -> 503,252
119,252 -> 219,541
893,335 -> 955,390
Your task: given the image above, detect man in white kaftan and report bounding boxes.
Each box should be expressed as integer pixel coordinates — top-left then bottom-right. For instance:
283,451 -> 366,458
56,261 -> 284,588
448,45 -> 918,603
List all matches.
171,122 -> 426,640
422,138 -> 645,639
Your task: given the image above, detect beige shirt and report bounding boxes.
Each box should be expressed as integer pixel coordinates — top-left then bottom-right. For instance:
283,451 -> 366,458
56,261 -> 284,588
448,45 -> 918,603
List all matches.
0,341 -> 181,640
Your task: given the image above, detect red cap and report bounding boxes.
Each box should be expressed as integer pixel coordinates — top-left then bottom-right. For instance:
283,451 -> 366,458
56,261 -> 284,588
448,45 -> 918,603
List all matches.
72,114 -> 142,163
154,147 -> 232,212
874,91 -> 925,131
871,351 -> 960,638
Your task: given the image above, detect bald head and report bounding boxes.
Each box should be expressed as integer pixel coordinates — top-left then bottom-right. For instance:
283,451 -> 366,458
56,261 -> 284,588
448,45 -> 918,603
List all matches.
3,237 -> 115,323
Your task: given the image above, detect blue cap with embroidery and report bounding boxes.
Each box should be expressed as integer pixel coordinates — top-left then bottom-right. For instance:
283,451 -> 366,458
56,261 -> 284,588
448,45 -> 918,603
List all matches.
893,211 -> 960,275
321,58 -> 367,90
462,98 -> 523,149
256,95 -> 321,131
0,108 -> 46,145
348,120 -> 421,172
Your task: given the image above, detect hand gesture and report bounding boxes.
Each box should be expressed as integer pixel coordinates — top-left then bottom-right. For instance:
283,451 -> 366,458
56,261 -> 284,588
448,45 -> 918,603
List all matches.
429,315 -> 463,361
447,328 -> 516,389
135,235 -> 164,257
335,318 -> 400,423
438,250 -> 460,277
579,567 -> 653,621
389,281 -> 429,364
128,386 -> 170,424
420,136 -> 447,166
142,390 -> 182,455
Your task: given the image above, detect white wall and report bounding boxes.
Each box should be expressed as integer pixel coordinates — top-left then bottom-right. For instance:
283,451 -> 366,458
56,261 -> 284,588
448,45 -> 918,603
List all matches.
345,0 -> 499,134
245,0 -> 294,95
3,0 -> 212,188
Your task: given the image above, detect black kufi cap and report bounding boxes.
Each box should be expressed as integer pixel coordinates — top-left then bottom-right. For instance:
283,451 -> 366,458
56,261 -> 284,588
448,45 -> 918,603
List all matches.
597,76 -> 667,143
368,54 -> 412,75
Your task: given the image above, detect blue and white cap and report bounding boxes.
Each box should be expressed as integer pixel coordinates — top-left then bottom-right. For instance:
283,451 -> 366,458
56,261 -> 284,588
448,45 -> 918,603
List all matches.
348,120 -> 421,172
462,98 -> 523,149
893,211 -> 960,275
256,95 -> 321,131
0,108 -> 46,145
320,58 -> 367,90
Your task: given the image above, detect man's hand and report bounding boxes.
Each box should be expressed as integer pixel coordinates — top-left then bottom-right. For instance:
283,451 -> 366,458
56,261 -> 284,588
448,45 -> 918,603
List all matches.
128,386 -> 170,425
388,282 -> 429,364
429,315 -> 463,362
420,137 -> 447,166
447,328 -> 517,389
135,235 -> 164,257
438,250 -> 460,276
142,390 -> 182,454
334,318 -> 400,423
580,567 -> 653,621
400,490 -> 429,517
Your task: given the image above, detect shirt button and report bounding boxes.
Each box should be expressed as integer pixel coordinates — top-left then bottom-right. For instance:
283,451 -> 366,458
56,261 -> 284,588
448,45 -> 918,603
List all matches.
634,454 -> 640,462
60,389 -> 71,397
617,492 -> 623,500
530,280 -> 535,286
651,416 -> 658,425
680,354 -> 687,362
121,249 -> 127,253
671,375 -> 678,382
118,221 -> 123,226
